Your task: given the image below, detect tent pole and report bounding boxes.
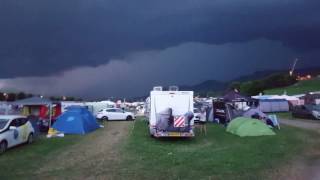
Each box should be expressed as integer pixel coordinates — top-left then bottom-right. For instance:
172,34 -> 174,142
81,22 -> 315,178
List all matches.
49,104 -> 52,128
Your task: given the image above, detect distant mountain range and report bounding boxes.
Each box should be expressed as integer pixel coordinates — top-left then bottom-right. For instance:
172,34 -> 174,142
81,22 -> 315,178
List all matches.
129,66 -> 320,101
180,80 -> 227,92
180,66 -> 320,94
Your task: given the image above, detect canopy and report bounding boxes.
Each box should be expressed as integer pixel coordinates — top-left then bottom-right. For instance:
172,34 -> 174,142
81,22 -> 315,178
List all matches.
227,117 -> 275,137
223,90 -> 250,102
252,95 -> 299,101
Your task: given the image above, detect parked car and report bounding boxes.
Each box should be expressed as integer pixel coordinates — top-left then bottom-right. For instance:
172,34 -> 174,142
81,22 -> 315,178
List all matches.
96,108 -> 135,121
0,115 -> 35,154
193,108 -> 201,123
292,105 -> 320,120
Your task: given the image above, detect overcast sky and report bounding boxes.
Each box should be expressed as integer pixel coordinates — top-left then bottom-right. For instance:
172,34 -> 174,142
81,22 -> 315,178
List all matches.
1,0 -> 320,99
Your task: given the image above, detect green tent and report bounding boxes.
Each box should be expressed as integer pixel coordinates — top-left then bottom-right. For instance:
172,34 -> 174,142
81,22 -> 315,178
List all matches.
226,117 -> 276,137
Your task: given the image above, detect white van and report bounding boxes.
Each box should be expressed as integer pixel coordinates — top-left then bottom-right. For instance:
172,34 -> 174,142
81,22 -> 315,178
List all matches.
148,87 -> 194,137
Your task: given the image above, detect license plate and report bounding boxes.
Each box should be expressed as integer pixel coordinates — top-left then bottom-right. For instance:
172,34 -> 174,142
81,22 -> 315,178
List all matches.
168,132 -> 181,137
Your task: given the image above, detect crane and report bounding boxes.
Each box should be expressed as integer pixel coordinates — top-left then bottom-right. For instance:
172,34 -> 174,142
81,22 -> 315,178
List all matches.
289,58 -> 299,76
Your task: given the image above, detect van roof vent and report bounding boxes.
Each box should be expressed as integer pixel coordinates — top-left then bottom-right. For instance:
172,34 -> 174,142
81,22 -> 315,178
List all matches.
169,86 -> 179,91
153,86 -> 163,91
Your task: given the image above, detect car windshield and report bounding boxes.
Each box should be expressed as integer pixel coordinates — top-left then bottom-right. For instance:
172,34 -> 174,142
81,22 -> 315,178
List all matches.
194,109 -> 200,113
313,105 -> 320,111
0,119 -> 9,130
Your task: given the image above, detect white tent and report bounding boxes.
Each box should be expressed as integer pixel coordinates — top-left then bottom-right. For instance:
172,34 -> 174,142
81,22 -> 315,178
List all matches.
85,101 -> 116,115
252,95 -> 289,113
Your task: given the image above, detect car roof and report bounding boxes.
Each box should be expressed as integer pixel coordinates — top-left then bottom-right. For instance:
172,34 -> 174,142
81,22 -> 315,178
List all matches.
0,115 -> 26,120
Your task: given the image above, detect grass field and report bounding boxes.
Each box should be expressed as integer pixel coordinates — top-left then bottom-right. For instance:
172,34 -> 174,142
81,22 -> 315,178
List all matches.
0,119 -> 319,179
265,77 -> 320,95
0,135 -> 82,179
119,119 -> 317,180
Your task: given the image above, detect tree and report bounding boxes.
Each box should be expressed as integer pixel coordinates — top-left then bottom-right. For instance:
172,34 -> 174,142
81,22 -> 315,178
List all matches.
229,81 -> 241,91
0,92 -> 5,101
17,92 -> 26,100
65,97 -> 75,101
7,93 -> 16,101
26,94 -> 34,98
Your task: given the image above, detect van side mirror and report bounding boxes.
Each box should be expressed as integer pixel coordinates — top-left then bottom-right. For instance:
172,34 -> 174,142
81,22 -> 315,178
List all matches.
9,126 -> 17,130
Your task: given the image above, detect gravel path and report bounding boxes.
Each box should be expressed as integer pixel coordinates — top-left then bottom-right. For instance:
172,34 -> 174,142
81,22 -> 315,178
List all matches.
280,119 -> 320,134
36,121 -> 133,179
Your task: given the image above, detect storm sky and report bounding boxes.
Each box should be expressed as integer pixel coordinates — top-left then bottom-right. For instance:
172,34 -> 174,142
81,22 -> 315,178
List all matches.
1,0 -> 320,99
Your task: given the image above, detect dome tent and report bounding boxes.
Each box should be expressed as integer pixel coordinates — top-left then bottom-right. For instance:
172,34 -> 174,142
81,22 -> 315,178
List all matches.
227,117 -> 275,137
52,106 -> 100,134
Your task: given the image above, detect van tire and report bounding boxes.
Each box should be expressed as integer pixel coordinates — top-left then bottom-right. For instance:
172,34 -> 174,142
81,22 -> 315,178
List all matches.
102,116 -> 108,121
0,141 -> 7,154
126,116 -> 133,121
27,133 -> 34,144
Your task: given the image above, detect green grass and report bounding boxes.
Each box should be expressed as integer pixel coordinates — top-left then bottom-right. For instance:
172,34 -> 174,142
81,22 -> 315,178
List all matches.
0,135 -> 82,179
265,77 -> 320,95
0,120 -> 318,179
119,119 -> 316,180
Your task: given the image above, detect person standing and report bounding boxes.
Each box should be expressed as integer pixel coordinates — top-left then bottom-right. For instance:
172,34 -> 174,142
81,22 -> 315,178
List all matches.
198,107 -> 207,135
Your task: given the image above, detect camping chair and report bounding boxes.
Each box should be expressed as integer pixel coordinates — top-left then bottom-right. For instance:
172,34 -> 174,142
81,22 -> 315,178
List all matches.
268,114 -> 280,130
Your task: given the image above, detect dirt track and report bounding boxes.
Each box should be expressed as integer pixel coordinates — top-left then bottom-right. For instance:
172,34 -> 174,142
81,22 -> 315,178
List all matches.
275,119 -> 320,180
36,121 -> 133,179
280,119 -> 320,134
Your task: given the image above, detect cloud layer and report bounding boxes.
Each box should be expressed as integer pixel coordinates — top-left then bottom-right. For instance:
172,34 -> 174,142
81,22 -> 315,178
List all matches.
1,39 -> 319,98
1,0 -> 320,79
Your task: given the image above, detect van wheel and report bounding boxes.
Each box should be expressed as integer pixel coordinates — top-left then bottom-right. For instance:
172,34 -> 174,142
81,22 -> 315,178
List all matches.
27,133 -> 34,144
102,116 -> 108,121
0,141 -> 7,154
126,116 -> 133,121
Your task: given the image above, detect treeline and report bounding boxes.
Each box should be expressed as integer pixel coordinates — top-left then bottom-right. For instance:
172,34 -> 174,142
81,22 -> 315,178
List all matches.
0,92 -> 82,102
229,73 -> 297,96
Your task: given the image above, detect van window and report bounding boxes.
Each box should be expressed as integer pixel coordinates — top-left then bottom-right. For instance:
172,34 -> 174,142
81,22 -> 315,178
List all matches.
19,118 -> 28,126
9,119 -> 19,127
116,109 -> 123,113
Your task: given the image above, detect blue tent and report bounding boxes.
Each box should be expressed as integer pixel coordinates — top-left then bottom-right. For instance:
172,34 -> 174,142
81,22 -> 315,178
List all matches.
52,106 -> 100,134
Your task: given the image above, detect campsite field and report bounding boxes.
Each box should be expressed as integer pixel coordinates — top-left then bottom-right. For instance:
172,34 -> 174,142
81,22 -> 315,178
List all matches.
0,119 -> 320,179
119,119 -> 320,180
0,135 -> 82,178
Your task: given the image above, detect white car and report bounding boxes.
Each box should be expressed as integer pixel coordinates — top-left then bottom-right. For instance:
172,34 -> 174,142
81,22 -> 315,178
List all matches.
96,108 -> 135,121
0,115 -> 35,154
193,108 -> 201,123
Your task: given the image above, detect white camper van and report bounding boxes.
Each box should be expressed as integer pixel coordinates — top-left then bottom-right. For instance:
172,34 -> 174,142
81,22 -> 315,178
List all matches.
148,86 -> 194,137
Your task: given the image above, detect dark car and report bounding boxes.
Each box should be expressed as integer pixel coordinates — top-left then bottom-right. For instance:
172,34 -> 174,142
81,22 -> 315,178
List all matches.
292,105 -> 320,120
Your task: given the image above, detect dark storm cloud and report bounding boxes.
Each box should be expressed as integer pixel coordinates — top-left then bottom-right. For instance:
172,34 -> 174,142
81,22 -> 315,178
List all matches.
0,0 -> 320,78
2,39 -> 320,99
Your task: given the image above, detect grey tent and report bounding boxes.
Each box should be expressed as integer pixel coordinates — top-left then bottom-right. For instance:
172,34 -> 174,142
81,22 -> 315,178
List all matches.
243,108 -> 267,119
